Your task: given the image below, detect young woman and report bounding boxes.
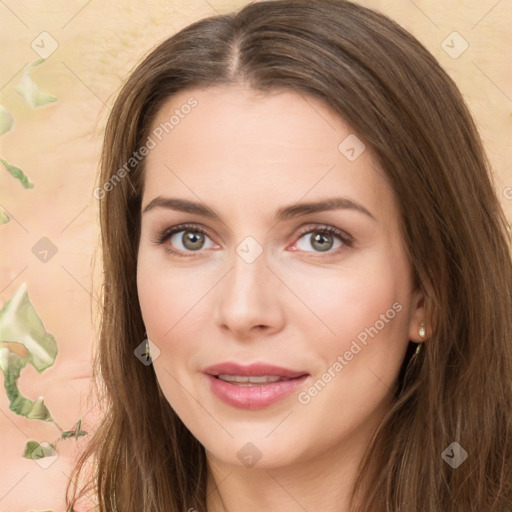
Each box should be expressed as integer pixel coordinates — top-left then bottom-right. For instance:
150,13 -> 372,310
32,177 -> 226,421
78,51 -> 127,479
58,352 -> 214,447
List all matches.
66,1 -> 512,511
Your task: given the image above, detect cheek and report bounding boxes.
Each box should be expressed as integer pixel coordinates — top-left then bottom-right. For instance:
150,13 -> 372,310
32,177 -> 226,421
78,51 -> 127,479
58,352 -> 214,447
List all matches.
290,250 -> 411,398
136,252 -> 214,342
331,270 -> 407,351
136,258 -> 207,412
287,263 -> 410,454
286,249 -> 409,345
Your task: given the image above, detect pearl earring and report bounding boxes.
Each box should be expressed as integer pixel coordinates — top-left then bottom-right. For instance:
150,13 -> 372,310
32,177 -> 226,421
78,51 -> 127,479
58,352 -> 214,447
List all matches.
419,321 -> 426,339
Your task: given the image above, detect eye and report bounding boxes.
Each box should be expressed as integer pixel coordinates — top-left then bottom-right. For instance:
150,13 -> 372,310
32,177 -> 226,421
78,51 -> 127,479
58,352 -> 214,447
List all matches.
153,222 -> 353,257
292,224 -> 352,254
153,223 -> 217,256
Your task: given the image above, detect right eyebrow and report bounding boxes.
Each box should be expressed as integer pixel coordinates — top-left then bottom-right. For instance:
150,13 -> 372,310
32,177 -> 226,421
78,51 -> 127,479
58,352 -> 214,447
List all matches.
142,197 -> 219,218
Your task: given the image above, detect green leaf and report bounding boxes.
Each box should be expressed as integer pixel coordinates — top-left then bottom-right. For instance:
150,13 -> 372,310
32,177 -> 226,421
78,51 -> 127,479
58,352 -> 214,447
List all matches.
0,158 -> 34,189
0,282 -> 58,421
14,65 -> 57,107
0,282 -> 57,370
0,208 -> 10,224
23,440 -> 57,459
61,418 -> 88,439
76,427 -> 87,438
31,58 -> 46,67
74,418 -> 88,438
0,350 -> 53,421
27,395 -> 53,420
0,105 -> 14,135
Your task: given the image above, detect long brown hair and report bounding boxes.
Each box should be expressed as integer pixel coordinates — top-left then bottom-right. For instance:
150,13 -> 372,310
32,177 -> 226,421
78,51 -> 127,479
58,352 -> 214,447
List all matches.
66,1 -> 512,510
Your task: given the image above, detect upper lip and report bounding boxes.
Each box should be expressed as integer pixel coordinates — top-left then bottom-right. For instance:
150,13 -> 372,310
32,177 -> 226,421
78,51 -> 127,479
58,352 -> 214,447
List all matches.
203,362 -> 308,379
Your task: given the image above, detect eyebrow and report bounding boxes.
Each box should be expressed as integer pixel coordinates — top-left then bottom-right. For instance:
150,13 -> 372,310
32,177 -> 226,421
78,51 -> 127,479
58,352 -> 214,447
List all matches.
142,196 -> 376,223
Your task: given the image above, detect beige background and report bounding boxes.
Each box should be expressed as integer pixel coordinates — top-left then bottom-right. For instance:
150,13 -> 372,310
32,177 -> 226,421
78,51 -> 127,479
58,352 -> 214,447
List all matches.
0,1 -> 510,510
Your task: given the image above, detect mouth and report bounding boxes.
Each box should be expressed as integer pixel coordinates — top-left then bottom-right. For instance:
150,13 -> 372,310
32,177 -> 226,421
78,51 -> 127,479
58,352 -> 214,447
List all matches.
214,374 -> 296,385
203,362 -> 309,410
204,361 -> 308,379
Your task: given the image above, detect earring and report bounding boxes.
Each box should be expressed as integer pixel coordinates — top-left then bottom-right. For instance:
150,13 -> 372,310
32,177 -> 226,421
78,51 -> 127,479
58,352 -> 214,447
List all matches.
419,321 -> 426,339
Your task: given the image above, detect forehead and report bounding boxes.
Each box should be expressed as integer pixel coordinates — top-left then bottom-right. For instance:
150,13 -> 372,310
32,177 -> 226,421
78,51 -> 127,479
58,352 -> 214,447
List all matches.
142,85 -> 396,226
147,84 -> 352,163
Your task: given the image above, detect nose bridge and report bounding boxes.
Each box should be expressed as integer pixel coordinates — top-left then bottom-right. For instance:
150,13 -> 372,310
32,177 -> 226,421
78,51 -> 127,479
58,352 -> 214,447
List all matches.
227,237 -> 271,305
213,236 -> 283,335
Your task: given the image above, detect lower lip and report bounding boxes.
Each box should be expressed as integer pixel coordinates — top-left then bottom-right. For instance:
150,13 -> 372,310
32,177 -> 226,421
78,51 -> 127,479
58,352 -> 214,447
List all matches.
205,374 -> 308,410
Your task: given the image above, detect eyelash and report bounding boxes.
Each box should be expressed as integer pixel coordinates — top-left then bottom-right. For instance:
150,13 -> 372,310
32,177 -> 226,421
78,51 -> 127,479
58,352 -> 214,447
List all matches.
153,222 -> 353,257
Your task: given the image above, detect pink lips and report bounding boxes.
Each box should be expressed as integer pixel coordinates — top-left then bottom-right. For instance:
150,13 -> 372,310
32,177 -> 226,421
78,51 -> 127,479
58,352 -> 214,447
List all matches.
203,362 -> 309,410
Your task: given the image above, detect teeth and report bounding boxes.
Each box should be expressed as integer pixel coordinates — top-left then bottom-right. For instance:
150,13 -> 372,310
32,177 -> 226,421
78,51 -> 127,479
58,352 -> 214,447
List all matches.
217,374 -> 288,385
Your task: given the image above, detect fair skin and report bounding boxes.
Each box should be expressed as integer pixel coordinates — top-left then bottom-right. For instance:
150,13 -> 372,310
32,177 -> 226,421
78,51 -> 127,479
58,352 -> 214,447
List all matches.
136,84 -> 427,512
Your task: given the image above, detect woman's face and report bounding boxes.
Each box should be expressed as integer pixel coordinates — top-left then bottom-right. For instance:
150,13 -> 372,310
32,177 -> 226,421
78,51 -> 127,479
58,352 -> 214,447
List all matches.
137,84 -> 425,470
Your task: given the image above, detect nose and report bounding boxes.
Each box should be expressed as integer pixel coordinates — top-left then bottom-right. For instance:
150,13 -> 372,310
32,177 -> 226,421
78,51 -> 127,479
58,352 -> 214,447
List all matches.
213,246 -> 286,341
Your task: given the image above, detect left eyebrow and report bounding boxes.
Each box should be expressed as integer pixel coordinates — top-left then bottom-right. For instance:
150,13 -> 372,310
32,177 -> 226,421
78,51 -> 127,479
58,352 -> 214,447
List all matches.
274,197 -> 376,223
141,196 -> 376,223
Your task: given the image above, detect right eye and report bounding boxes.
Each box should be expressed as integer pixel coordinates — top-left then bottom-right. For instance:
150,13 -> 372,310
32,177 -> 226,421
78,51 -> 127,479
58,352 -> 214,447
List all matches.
154,223 -> 218,257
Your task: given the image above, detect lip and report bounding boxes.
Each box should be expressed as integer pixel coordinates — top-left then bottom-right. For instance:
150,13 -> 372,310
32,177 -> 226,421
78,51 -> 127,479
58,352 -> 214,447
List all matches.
203,362 -> 309,410
203,362 -> 307,379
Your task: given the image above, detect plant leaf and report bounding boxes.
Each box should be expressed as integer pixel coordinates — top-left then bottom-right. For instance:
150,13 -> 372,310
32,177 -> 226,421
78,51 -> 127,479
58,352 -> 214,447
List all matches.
0,282 -> 57,370
0,158 -> 34,189
0,283 -> 57,421
0,349 -> 53,421
31,58 -> 46,67
27,395 -> 53,420
75,418 -> 88,437
14,65 -> 57,107
62,418 -> 88,439
0,208 -> 9,224
23,440 -> 57,459
0,105 -> 14,135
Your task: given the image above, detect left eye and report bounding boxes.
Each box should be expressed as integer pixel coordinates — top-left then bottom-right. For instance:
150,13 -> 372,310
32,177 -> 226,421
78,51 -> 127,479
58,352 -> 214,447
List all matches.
293,226 -> 351,254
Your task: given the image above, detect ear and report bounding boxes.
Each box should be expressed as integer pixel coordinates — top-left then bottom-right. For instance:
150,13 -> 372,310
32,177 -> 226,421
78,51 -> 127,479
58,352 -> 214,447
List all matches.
407,287 -> 429,343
